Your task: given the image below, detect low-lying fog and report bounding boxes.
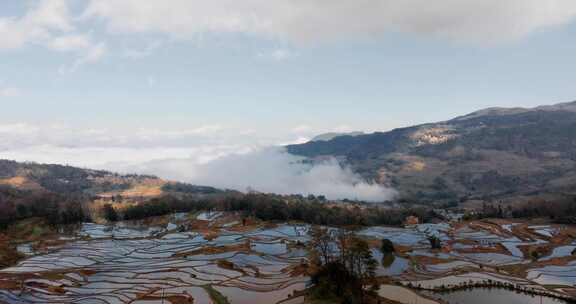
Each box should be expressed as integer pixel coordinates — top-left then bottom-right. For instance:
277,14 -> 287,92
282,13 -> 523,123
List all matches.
0,124 -> 395,201
124,147 -> 396,202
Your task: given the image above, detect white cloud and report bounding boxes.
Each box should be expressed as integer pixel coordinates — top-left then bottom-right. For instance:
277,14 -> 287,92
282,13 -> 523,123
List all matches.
0,123 -> 235,150
79,42 -> 107,62
270,49 -> 293,60
0,122 -> 394,201
239,129 -> 257,136
3,0 -> 575,76
0,122 -> 253,168
123,40 -> 163,59
0,1 -> 107,74
0,0 -> 72,49
48,34 -> 92,51
257,48 -> 296,61
83,0 -> 576,45
137,125 -> 224,138
0,87 -> 23,98
290,124 -> 312,133
276,137 -> 310,146
28,0 -> 73,32
58,42 -> 107,74
130,147 -> 396,201
0,123 -> 38,134
0,144 -> 243,170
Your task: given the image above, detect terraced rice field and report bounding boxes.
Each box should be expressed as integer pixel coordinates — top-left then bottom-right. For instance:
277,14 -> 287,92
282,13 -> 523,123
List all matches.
1,214 -> 576,303
0,214 -> 309,304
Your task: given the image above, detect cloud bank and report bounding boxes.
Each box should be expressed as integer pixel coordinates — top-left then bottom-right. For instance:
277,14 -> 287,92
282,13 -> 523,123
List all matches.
83,0 -> 576,44
0,0 -> 105,71
0,122 -> 394,201
124,147 -> 396,202
3,0 -> 576,72
0,87 -> 22,98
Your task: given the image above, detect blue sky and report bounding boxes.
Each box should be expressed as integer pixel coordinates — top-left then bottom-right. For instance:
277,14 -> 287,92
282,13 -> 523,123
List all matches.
1,1 -> 576,198
4,25 -> 576,132
2,0 -> 576,134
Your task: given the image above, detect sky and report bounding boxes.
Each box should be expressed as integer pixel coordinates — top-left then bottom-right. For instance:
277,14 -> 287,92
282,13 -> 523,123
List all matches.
1,0 -> 576,200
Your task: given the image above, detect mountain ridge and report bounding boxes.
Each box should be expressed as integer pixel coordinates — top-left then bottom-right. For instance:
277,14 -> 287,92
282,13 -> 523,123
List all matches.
312,131 -> 365,142
0,159 -> 226,199
287,100 -> 576,203
452,100 -> 576,121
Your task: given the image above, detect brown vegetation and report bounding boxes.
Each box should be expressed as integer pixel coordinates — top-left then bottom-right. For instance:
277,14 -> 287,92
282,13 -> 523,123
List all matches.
173,242 -> 251,258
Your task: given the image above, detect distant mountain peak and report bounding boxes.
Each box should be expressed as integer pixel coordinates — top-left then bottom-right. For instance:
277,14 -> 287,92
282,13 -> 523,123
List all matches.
312,131 -> 364,142
534,100 -> 576,112
454,100 -> 576,121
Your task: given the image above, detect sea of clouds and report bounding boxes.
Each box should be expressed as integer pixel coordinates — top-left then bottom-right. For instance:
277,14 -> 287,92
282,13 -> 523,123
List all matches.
0,123 -> 395,202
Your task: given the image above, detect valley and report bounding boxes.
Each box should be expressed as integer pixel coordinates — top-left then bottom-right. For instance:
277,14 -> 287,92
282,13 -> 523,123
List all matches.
2,209 -> 576,303
4,2 -> 575,302
2,102 -> 576,303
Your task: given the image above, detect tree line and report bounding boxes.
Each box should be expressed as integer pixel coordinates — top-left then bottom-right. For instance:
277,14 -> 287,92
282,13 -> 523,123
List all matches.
0,186 -> 88,230
1,185 -> 441,231
104,193 -> 438,227
464,196 -> 576,224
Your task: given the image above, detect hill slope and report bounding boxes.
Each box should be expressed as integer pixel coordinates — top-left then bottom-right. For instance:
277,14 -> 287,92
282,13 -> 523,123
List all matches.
287,101 -> 576,203
0,160 -> 223,198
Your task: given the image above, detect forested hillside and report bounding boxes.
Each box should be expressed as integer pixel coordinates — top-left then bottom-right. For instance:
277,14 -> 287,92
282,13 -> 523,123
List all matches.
288,101 -> 576,203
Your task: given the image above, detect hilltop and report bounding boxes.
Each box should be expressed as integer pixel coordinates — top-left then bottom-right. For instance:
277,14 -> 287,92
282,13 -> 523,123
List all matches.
0,159 -> 224,199
287,101 -> 576,203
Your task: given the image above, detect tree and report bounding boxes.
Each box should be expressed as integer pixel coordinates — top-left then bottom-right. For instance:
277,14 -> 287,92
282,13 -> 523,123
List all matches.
43,199 -> 61,227
428,235 -> 442,249
102,204 -> 118,222
309,228 -> 377,303
60,202 -> 86,224
0,201 -> 15,230
381,252 -> 396,268
16,204 -> 29,218
344,236 -> 377,301
309,226 -> 334,265
380,238 -> 395,254
530,250 -> 540,261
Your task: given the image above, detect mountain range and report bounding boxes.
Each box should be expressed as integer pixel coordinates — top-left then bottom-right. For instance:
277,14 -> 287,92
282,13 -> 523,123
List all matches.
1,101 -> 575,206
287,101 -> 576,203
